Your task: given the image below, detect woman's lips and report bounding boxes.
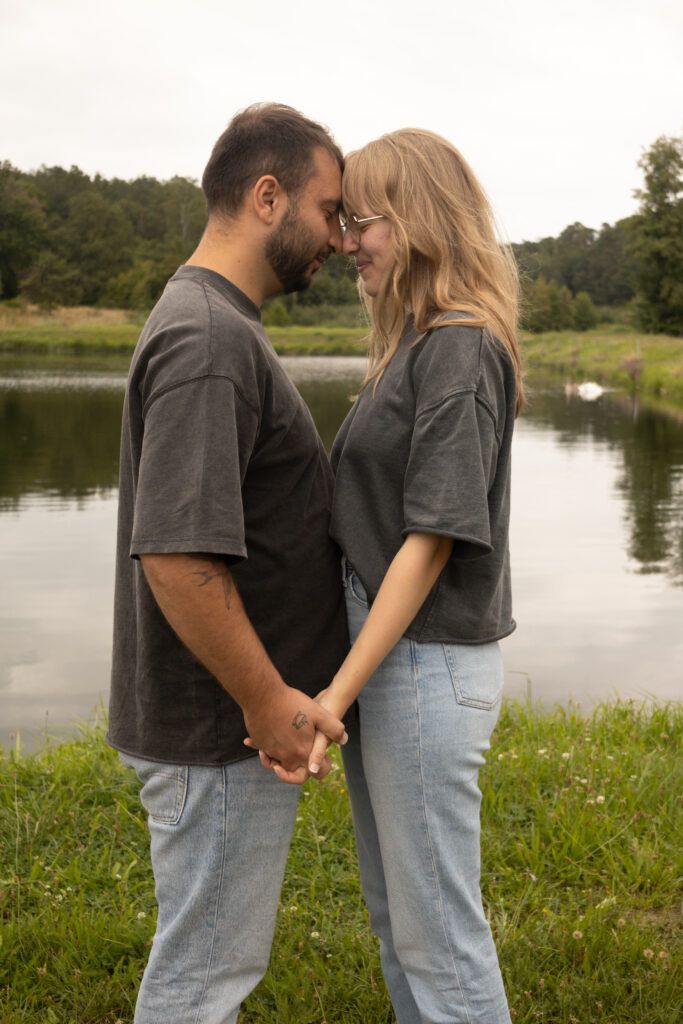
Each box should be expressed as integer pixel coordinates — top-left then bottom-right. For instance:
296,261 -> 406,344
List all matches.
356,261 -> 369,273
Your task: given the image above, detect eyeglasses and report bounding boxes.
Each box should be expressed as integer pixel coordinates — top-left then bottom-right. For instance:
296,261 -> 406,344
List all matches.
339,212 -> 385,240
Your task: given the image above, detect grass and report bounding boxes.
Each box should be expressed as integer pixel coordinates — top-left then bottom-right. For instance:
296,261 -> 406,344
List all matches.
522,326 -> 683,409
0,305 -> 368,358
2,305 -> 683,409
1,699 -> 681,1023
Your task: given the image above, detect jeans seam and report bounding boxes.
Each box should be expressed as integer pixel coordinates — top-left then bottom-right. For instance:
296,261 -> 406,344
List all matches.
412,641 -> 472,1023
192,766 -> 228,1024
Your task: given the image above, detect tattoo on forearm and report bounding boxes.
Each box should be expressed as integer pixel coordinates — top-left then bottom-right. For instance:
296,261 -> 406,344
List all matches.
292,711 -> 308,730
191,566 -> 232,610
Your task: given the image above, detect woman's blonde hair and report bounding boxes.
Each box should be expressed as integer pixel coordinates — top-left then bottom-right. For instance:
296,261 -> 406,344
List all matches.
342,128 -> 524,411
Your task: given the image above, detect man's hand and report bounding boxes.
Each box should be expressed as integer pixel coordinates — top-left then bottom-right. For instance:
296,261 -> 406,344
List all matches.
242,685 -> 347,774
244,686 -> 346,784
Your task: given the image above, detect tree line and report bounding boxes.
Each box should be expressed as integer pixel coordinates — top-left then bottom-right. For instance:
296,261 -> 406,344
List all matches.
1,134 -> 681,333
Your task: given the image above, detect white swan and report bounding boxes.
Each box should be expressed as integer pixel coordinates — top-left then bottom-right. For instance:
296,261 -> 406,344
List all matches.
577,381 -> 604,401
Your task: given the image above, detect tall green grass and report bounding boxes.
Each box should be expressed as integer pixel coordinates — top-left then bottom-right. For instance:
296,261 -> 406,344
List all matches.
1,699 -> 681,1023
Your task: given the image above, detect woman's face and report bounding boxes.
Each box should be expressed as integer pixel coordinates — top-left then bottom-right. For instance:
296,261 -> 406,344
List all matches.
341,209 -> 394,298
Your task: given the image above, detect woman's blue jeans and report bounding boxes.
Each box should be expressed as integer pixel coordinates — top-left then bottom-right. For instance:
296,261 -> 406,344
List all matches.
341,562 -> 511,1024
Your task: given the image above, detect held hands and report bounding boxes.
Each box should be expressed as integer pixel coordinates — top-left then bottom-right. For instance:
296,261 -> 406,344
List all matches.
244,687 -> 346,785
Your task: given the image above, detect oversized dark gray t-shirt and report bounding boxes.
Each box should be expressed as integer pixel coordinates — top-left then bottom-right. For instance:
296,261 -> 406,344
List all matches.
107,266 -> 349,765
330,318 -> 517,644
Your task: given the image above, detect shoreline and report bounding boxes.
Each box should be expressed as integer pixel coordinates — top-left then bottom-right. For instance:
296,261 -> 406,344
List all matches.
1,308 -> 682,410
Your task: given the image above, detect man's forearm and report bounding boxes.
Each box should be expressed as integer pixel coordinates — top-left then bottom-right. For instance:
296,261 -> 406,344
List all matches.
141,552 -> 284,708
139,552 -> 347,770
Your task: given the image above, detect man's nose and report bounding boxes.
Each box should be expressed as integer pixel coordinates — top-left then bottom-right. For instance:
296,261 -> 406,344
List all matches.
328,218 -> 343,253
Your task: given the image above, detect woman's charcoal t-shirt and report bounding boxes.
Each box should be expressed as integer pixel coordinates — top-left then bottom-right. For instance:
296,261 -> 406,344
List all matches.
330,318 -> 517,644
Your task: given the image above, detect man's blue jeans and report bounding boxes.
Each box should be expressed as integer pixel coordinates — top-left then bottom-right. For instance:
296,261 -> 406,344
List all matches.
120,751 -> 300,1024
341,562 -> 511,1024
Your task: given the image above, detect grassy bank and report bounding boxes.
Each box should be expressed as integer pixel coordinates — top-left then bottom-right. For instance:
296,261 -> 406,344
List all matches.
1,699 -> 681,1023
0,306 -> 368,358
2,305 -> 683,407
522,325 -> 683,407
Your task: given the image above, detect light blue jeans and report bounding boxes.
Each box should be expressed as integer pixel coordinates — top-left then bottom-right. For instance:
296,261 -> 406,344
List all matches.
341,562 -> 511,1024
120,751 -> 300,1024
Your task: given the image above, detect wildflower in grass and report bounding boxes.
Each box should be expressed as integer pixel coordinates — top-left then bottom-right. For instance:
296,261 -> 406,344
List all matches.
596,794 -> 605,803
659,951 -> 668,959
617,918 -> 626,927
137,911 -> 146,919
37,967 -> 46,976
537,748 -> 547,755
643,948 -> 654,958
561,752 -> 571,760
311,930 -> 320,939
573,930 -> 583,939
289,906 -> 298,913
317,835 -> 326,842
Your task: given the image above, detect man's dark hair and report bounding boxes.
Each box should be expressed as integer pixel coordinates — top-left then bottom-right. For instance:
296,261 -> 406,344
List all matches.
202,102 -> 343,217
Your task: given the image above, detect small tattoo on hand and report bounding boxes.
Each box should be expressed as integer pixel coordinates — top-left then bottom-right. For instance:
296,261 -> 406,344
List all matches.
292,711 -> 308,730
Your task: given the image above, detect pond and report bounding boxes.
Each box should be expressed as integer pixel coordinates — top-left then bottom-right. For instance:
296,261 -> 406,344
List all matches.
1,354 -> 682,749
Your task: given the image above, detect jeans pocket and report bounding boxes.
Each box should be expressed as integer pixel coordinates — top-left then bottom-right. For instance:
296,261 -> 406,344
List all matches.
347,569 -> 369,608
120,754 -> 188,824
444,642 -> 503,710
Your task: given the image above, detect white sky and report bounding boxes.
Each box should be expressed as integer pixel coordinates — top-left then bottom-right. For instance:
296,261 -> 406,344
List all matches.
1,0 -> 681,242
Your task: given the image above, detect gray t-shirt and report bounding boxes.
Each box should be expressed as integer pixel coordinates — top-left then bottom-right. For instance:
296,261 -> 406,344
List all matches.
330,317 -> 516,644
108,266 -> 349,765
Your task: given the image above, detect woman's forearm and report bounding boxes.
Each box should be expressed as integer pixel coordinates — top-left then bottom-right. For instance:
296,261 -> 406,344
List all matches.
327,532 -> 453,716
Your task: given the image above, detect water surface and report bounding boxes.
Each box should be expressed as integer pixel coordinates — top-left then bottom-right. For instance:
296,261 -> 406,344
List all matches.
1,355 -> 681,748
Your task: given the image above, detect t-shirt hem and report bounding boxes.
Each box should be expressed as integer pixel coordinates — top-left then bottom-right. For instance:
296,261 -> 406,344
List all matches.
401,524 -> 493,557
107,732 -> 260,768
404,619 -> 517,645
130,538 -> 248,560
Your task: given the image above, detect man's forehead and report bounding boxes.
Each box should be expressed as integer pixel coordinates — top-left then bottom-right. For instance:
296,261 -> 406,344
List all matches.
306,147 -> 342,198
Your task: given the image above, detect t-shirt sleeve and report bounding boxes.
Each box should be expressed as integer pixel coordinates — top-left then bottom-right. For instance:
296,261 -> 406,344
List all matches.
130,375 -> 258,560
402,390 -> 499,560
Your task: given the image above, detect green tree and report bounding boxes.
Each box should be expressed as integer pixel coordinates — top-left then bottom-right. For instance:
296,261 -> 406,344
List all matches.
0,163 -> 46,298
630,134 -> 683,334
573,291 -> 598,331
22,251 -> 83,310
522,275 -> 553,332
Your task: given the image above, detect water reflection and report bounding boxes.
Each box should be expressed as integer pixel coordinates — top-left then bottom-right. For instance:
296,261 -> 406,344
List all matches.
522,374 -> 683,584
1,356 -> 682,746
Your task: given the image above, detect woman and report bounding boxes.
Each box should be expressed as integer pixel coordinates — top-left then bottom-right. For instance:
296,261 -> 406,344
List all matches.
268,129 -> 522,1023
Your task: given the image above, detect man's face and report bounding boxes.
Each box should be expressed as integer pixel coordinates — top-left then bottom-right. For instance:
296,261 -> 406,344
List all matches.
265,148 -> 343,294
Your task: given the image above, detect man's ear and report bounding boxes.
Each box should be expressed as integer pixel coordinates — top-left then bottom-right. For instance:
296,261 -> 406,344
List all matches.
253,175 -> 285,225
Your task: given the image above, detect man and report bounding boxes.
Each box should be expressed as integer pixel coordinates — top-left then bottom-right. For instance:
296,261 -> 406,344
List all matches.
107,103 -> 350,1024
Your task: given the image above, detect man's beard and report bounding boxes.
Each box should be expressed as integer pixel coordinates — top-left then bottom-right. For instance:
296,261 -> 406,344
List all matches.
265,204 -> 326,294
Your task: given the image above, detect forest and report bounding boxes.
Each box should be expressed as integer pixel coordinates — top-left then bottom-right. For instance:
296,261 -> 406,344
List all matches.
1,134 -> 681,334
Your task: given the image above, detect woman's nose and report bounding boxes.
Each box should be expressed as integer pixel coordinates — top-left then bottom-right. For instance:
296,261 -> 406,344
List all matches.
342,230 -> 359,254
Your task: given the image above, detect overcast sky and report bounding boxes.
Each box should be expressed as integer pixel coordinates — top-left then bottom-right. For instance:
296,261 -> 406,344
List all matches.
2,0 -> 681,242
